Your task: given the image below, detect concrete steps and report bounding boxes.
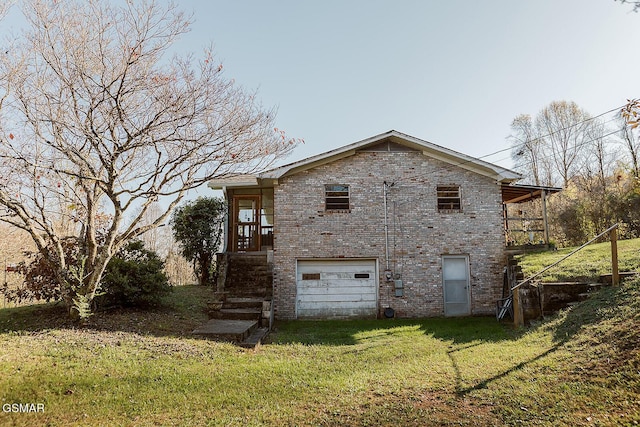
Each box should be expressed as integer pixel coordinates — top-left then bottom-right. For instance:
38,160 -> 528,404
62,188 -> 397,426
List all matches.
192,320 -> 270,348
239,327 -> 270,349
541,281 -> 610,315
210,307 -> 262,321
194,252 -> 273,348
193,319 -> 258,343
223,297 -> 265,309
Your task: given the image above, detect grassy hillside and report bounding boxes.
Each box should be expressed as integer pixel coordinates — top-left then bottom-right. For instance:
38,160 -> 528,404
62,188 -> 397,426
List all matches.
0,282 -> 639,426
515,237 -> 640,282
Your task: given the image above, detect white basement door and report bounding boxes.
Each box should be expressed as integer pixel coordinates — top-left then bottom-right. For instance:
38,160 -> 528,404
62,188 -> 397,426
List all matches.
442,255 -> 471,316
296,259 -> 378,319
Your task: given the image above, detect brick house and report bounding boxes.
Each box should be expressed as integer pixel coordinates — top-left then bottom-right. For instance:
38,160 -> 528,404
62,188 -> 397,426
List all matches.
209,130 -> 554,320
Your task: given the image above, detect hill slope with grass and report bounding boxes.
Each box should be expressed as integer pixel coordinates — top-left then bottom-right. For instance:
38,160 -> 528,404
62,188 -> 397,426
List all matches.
515,237 -> 640,282
493,277 -> 640,425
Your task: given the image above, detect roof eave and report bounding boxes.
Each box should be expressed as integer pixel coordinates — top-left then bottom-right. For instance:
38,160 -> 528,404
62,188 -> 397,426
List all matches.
260,130 -> 522,182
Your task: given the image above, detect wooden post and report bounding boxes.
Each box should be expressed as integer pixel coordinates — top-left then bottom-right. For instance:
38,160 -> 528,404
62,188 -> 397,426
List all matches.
513,287 -> 524,327
541,190 -> 550,245
611,227 -> 619,286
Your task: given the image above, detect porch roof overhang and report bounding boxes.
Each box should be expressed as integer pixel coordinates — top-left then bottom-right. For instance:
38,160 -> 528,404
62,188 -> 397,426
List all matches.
501,183 -> 562,204
208,174 -> 278,190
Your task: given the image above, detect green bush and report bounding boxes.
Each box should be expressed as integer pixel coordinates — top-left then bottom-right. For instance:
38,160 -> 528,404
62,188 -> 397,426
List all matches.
97,241 -> 172,308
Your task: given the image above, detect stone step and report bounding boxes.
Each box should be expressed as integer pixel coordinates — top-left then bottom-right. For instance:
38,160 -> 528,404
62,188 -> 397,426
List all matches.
589,283 -> 609,291
226,278 -> 271,284
228,259 -> 269,265
223,287 -> 271,297
599,272 -> 638,285
229,263 -> 270,273
224,297 -> 265,309
226,284 -> 268,290
239,327 -> 270,349
210,307 -> 262,321
225,277 -> 272,285
192,319 -> 258,342
578,292 -> 590,301
226,280 -> 272,287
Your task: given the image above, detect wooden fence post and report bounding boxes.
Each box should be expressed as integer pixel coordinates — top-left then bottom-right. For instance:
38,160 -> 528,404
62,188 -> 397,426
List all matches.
611,227 -> 619,286
513,287 -> 524,327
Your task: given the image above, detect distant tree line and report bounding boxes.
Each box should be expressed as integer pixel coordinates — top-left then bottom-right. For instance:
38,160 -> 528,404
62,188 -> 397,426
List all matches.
509,100 -> 640,246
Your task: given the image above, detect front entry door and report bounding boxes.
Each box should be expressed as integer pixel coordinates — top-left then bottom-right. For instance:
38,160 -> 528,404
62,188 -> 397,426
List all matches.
233,195 -> 260,252
442,255 -> 471,316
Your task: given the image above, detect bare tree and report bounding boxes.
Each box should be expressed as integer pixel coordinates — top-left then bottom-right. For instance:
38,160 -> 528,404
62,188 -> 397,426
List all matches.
136,202 -> 171,257
0,1 -> 14,20
616,115 -> 640,178
584,119 -> 616,191
620,100 -> 640,178
615,0 -> 640,12
536,101 -> 594,187
0,0 -> 297,318
510,114 -> 548,186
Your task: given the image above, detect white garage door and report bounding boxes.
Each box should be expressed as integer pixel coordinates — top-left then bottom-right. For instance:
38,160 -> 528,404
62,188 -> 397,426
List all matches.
296,259 -> 378,319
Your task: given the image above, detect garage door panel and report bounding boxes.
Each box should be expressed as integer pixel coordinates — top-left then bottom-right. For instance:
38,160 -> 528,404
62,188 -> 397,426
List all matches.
298,293 -> 377,302
297,259 -> 377,319
295,307 -> 376,319
298,299 -> 377,308
299,283 -> 376,293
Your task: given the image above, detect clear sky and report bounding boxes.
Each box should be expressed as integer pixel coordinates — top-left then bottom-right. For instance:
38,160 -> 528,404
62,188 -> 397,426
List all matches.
3,1 -> 640,173
170,0 -> 640,170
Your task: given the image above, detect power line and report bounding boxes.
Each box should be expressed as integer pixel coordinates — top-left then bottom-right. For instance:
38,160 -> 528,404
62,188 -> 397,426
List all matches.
387,103 -> 628,186
480,104 -> 624,162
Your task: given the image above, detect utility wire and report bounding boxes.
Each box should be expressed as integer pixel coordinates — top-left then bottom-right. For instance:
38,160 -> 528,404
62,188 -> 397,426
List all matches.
387,103 -> 629,187
477,104 -> 624,162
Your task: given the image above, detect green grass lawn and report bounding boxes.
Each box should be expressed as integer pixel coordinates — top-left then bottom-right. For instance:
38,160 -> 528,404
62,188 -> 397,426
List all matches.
1,282 -> 639,426
516,236 -> 640,282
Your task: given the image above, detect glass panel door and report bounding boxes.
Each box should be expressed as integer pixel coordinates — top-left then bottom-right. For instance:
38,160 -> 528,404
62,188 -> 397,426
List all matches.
442,255 -> 470,316
233,195 -> 260,251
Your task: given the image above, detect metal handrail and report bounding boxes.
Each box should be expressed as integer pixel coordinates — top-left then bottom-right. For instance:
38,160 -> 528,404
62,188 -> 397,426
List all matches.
511,223 -> 619,291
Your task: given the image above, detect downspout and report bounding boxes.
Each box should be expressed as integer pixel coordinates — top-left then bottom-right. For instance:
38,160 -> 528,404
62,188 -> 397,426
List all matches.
383,181 -> 397,317
383,181 -> 395,273
383,181 -> 390,271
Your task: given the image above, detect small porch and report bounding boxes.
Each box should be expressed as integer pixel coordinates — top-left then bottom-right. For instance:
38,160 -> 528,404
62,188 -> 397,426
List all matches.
226,187 -> 274,253
501,183 -> 562,251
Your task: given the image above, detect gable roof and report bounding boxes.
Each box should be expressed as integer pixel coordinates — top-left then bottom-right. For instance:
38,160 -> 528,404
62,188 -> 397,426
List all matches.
209,130 -> 521,189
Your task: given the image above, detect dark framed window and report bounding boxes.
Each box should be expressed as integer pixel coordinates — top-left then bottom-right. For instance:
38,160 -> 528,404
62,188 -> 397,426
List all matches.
437,186 -> 461,212
325,184 -> 350,211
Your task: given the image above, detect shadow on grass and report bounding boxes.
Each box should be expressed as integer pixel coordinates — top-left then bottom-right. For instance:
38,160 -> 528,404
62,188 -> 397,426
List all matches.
550,279 -> 639,343
0,285 -> 212,339
451,344 -> 561,396
271,316 -> 519,346
450,278 -> 640,395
